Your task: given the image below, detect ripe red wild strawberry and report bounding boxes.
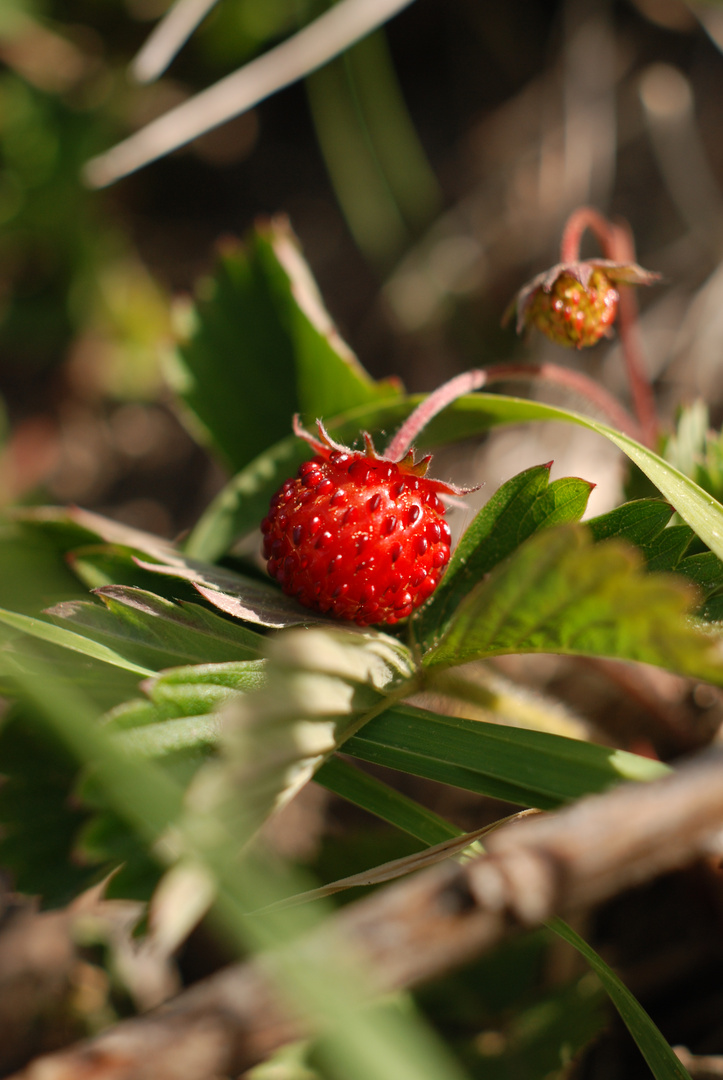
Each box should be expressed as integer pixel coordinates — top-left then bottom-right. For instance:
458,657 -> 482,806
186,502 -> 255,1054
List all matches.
261,419 -> 459,626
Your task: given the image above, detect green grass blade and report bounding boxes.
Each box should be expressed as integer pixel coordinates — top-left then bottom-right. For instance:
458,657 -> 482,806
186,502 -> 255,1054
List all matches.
343,702 -> 669,810
548,917 -> 691,1080
0,605 -> 155,676
316,756 -> 459,845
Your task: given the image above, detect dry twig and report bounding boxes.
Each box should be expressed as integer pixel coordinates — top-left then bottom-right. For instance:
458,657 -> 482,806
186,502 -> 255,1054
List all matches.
12,747 -> 723,1080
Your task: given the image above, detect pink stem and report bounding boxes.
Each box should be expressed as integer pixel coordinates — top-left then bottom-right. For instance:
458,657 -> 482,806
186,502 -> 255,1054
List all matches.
384,363 -> 642,461
384,370 -> 488,459
560,206 -> 660,449
606,221 -> 660,449
560,206 -> 616,263
479,363 -> 642,440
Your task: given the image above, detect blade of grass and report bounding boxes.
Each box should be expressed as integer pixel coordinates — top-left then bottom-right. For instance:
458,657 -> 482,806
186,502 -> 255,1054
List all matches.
344,703 -> 670,810
0,606 -> 155,677
549,917 -> 691,1080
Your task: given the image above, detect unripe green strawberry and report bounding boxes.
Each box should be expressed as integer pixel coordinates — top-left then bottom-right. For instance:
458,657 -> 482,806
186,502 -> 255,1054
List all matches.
508,258 -> 660,350
526,268 -> 618,348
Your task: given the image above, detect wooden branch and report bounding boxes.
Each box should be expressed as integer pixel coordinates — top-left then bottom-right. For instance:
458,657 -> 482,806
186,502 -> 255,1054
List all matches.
674,1048 -> 723,1079
12,748 -> 723,1080
0,896 -> 78,1075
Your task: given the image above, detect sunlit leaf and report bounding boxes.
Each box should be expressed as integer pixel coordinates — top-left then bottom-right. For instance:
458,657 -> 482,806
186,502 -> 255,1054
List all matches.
417,463 -> 593,646
169,220 -> 400,473
423,525 -> 723,682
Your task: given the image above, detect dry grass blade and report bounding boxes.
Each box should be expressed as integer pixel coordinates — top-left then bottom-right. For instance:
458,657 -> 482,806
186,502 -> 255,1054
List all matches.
261,810 -> 540,910
84,0 -> 418,188
131,0 -> 221,84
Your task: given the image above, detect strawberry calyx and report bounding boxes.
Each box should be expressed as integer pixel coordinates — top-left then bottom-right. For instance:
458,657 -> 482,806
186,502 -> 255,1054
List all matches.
292,414 -> 474,498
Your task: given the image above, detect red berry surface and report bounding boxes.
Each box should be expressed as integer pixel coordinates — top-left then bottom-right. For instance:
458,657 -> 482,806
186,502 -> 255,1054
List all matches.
528,268 -> 618,348
262,449 -> 452,626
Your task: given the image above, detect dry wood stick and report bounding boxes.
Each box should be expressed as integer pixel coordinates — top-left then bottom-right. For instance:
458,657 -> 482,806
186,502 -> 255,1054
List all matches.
12,748 -> 723,1080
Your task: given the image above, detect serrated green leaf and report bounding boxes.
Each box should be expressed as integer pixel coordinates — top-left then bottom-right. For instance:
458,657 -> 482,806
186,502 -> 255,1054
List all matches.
422,525 -> 723,682
679,551 -> 723,595
146,659 -> 267,714
343,701 -> 669,810
587,500 -> 723,606
416,464 -> 593,645
586,499 -> 675,547
45,587 -> 263,670
102,660 -> 268,751
170,221 -> 399,474
115,715 -> 223,758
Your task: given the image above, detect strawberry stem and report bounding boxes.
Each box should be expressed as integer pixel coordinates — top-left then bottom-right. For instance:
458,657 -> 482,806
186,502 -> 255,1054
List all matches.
384,370 -> 488,460
385,361 -> 642,461
560,206 -> 660,449
478,363 -> 642,439
560,206 -> 616,263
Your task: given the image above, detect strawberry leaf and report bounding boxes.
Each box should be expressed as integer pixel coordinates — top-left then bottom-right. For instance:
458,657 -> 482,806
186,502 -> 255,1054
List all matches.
422,524 -> 723,682
416,463 -> 593,646
45,587 -> 264,669
169,219 -> 400,473
587,500 -> 723,605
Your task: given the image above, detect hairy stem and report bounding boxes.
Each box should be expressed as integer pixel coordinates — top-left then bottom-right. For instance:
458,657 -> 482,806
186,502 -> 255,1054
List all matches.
560,206 -> 660,448
560,206 -> 616,263
385,363 -> 642,458
384,370 -> 488,459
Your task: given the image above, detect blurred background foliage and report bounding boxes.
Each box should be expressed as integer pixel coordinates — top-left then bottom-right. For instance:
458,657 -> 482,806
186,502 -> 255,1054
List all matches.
3,0 -> 723,536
